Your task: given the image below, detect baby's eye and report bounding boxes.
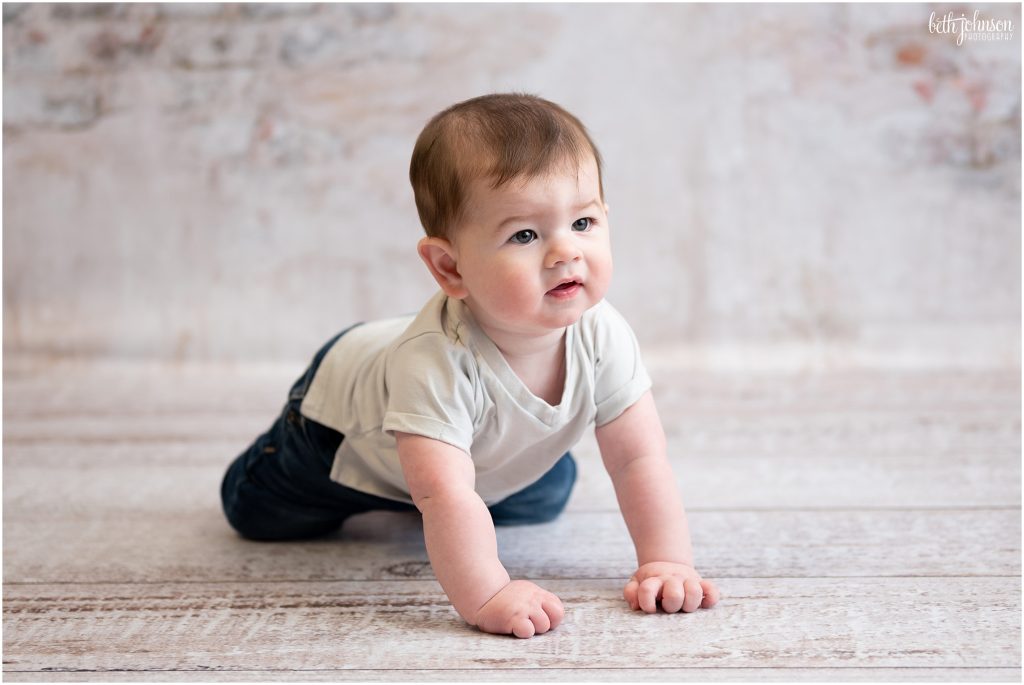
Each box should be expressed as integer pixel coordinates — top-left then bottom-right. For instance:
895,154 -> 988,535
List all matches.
509,229 -> 537,245
572,217 -> 592,231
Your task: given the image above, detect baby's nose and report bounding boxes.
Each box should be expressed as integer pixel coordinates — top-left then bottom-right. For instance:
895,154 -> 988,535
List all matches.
546,238 -> 582,267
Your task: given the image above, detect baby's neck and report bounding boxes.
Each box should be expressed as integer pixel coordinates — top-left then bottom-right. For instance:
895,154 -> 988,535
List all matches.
459,299 -> 565,361
489,327 -> 567,406
463,304 -> 567,404
487,327 -> 565,362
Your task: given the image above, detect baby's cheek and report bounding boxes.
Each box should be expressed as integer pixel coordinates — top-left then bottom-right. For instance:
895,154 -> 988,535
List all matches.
493,269 -> 537,306
594,245 -> 614,278
587,256 -> 613,301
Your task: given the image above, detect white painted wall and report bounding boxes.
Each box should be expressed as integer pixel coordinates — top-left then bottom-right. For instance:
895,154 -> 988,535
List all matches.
4,3 -> 1020,369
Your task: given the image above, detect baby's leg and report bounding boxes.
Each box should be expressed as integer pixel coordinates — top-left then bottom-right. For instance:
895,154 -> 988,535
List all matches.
487,453 -> 577,525
221,323 -> 414,540
221,407 -> 417,540
221,406 -> 350,540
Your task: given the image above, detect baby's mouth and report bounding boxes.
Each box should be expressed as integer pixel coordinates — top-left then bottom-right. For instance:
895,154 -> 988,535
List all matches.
547,279 -> 583,295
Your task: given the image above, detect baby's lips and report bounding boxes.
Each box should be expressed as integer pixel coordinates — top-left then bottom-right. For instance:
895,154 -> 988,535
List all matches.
547,278 -> 583,293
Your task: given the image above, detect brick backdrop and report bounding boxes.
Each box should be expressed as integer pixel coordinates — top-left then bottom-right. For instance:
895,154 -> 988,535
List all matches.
3,3 -> 1020,369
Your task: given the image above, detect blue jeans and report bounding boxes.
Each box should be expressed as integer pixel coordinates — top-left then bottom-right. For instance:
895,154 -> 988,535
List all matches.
221,326 -> 577,541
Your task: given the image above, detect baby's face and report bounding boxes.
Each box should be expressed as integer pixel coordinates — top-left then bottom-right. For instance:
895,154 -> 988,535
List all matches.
449,154 -> 612,340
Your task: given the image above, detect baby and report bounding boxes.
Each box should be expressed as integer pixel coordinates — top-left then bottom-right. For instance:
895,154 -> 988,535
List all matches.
221,93 -> 719,638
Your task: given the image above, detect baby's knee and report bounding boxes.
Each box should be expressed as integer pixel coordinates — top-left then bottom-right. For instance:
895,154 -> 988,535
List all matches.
221,469 -> 264,540
220,456 -> 280,541
221,459 -> 343,541
224,508 -> 275,541
222,490 -> 338,541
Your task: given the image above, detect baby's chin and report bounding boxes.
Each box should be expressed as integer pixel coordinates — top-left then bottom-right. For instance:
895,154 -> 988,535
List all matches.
539,302 -> 598,329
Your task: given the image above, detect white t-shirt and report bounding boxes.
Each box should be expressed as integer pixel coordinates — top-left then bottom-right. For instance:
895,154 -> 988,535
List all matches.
299,291 -> 651,505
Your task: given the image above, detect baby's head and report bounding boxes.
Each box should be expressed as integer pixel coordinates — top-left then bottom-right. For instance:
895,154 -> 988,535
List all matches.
409,93 -> 613,339
410,93 -> 604,242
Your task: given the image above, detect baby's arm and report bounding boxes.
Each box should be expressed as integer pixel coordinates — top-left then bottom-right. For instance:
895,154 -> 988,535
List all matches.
595,390 -> 720,613
395,432 -> 564,637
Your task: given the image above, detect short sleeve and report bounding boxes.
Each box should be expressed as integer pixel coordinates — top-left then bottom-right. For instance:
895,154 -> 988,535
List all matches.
382,333 -> 477,453
591,302 -> 653,427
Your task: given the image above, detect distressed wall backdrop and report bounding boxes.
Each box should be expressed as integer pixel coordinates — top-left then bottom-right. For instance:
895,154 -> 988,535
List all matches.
3,3 -> 1021,369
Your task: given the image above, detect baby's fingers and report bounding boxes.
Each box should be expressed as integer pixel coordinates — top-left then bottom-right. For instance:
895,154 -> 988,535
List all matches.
660,577 -> 685,613
623,578 -> 640,610
637,577 -> 663,613
542,596 -> 565,630
682,578 -> 704,613
700,579 -> 720,608
510,616 -> 535,639
529,607 -> 551,634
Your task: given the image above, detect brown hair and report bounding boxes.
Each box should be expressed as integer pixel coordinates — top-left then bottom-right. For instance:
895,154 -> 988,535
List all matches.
409,93 -> 604,240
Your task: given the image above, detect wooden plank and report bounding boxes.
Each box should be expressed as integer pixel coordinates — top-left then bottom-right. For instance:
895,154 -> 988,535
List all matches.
650,367 -> 1022,412
5,407 -> 1018,459
5,362 -> 1018,415
3,667 -> 1022,682
3,362 -> 1019,679
4,448 -> 1019,512
5,365 -> 1018,461
3,579 -> 1019,672
3,508 -> 1019,584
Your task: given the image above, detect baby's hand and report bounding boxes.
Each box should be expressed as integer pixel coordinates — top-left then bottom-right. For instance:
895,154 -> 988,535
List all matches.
473,580 -> 564,638
624,561 -> 720,614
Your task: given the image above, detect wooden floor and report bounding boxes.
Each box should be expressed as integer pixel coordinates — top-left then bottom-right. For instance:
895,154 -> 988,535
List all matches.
3,357 -> 1021,681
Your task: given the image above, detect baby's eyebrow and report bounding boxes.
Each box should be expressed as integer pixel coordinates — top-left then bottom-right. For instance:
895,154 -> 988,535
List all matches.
493,198 -> 602,233
494,213 -> 533,232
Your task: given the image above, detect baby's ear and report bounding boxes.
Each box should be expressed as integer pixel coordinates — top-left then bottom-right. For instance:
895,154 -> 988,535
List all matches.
417,237 -> 468,299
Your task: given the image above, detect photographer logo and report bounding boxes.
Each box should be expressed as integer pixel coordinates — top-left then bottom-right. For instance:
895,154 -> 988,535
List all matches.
929,10 -> 1015,46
